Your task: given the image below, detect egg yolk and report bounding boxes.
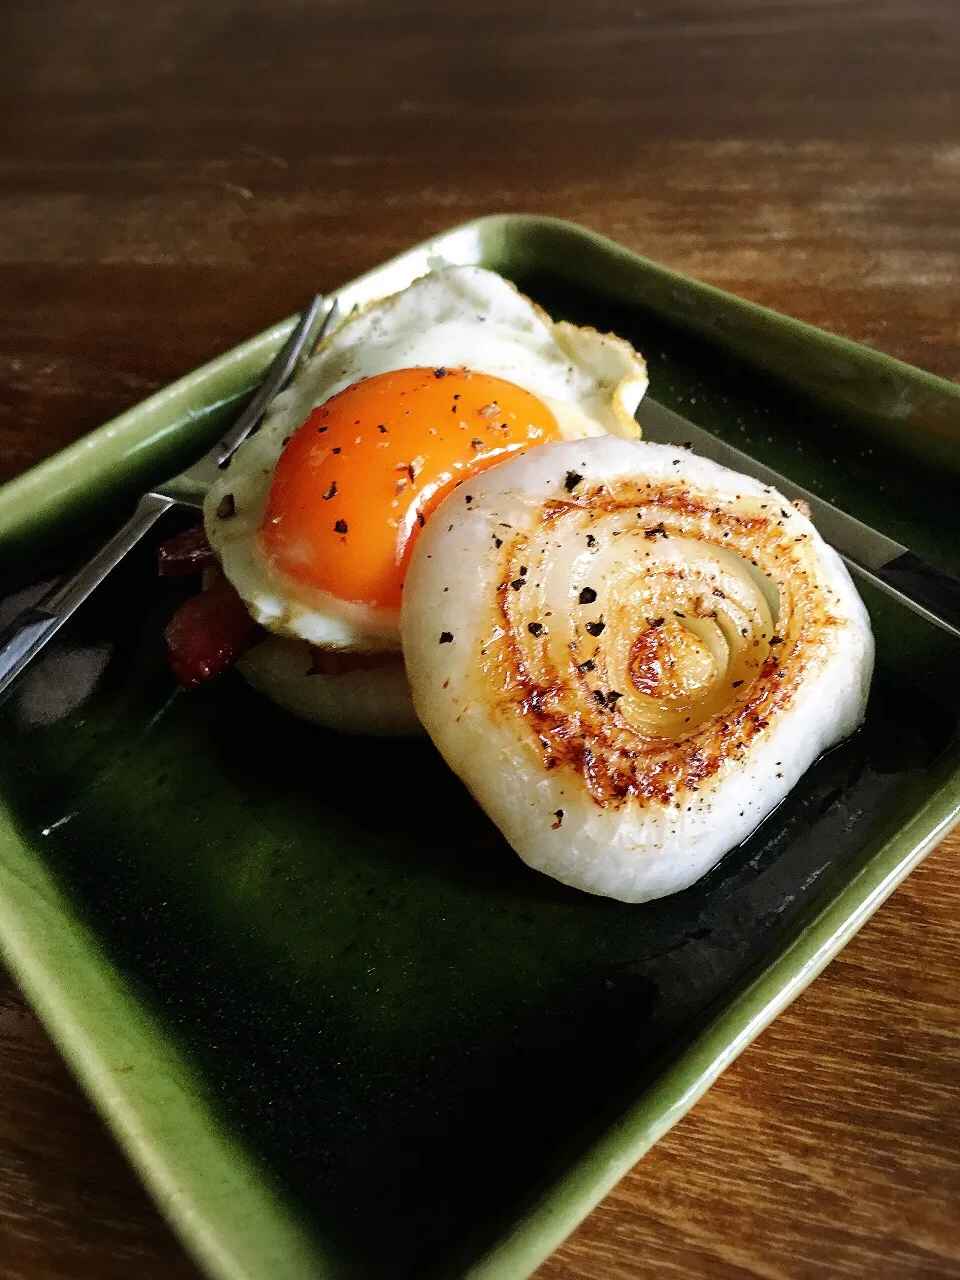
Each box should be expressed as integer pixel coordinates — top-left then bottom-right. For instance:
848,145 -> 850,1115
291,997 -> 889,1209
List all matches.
258,366 -> 562,610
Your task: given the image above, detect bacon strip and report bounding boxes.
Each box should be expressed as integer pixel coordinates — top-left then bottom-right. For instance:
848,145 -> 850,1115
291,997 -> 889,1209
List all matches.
165,578 -> 263,688
157,525 -> 218,579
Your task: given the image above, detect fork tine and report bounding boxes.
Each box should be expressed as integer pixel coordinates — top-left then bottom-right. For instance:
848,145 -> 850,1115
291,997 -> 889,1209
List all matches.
215,293 -> 338,468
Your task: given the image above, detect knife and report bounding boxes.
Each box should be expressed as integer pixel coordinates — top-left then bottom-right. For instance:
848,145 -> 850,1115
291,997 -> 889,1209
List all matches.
637,398 -> 960,643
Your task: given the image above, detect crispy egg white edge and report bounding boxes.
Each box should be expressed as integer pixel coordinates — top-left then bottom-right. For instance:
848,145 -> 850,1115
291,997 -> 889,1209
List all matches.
401,437 -> 875,903
203,265 -> 648,656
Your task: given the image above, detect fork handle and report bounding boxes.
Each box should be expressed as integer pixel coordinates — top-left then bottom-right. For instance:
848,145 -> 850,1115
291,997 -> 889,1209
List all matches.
0,491 -> 176,702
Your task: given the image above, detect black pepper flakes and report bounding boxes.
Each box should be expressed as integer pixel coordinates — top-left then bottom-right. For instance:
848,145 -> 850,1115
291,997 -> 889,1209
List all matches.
644,522 -> 668,539
322,481 -> 338,501
439,631 -> 454,644
377,423 -> 388,433
578,586 -> 597,605
552,809 -> 564,829
564,470 -> 583,492
732,679 -> 744,687
577,659 -> 596,673
216,493 -> 236,519
433,367 -> 448,378
528,622 -> 544,637
586,533 -> 597,548
493,536 -> 503,548
334,518 -> 348,535
316,425 -> 328,433
585,619 -> 605,637
510,578 -> 525,591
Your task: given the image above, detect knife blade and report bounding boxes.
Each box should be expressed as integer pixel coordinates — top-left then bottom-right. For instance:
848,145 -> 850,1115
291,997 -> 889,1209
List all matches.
637,398 -> 960,643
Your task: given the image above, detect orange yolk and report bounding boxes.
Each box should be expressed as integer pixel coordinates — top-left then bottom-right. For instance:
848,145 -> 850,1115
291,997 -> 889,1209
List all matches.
258,366 -> 562,610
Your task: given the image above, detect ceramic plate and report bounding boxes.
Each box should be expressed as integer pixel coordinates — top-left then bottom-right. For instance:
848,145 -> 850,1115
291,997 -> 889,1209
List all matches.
2,217 -> 960,1280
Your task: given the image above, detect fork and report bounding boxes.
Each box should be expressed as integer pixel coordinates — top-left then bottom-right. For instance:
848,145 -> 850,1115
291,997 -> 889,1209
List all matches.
0,294 -> 339,701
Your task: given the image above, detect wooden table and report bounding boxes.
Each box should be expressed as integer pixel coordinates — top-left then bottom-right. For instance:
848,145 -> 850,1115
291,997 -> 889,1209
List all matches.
2,2 -> 959,1276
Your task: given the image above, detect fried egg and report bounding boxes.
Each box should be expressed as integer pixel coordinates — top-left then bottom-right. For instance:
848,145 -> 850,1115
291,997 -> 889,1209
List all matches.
402,437 -> 874,901
203,266 -> 648,731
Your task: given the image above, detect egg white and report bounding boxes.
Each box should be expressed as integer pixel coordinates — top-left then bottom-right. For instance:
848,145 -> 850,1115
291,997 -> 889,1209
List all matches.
203,265 -> 648,655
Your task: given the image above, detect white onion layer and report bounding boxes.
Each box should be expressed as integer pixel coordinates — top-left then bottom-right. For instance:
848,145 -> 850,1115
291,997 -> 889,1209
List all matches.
237,637 -> 423,737
402,438 -> 874,902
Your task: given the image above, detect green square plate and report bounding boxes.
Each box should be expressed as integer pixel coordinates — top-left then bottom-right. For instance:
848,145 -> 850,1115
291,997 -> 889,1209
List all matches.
2,217 -> 960,1280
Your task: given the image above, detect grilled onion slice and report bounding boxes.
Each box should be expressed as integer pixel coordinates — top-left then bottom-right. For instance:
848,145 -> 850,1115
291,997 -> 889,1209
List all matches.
402,438 -> 874,902
237,637 -> 422,737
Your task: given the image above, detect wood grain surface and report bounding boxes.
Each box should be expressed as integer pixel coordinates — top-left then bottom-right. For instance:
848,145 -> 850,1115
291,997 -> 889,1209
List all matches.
1,1 -> 959,1276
